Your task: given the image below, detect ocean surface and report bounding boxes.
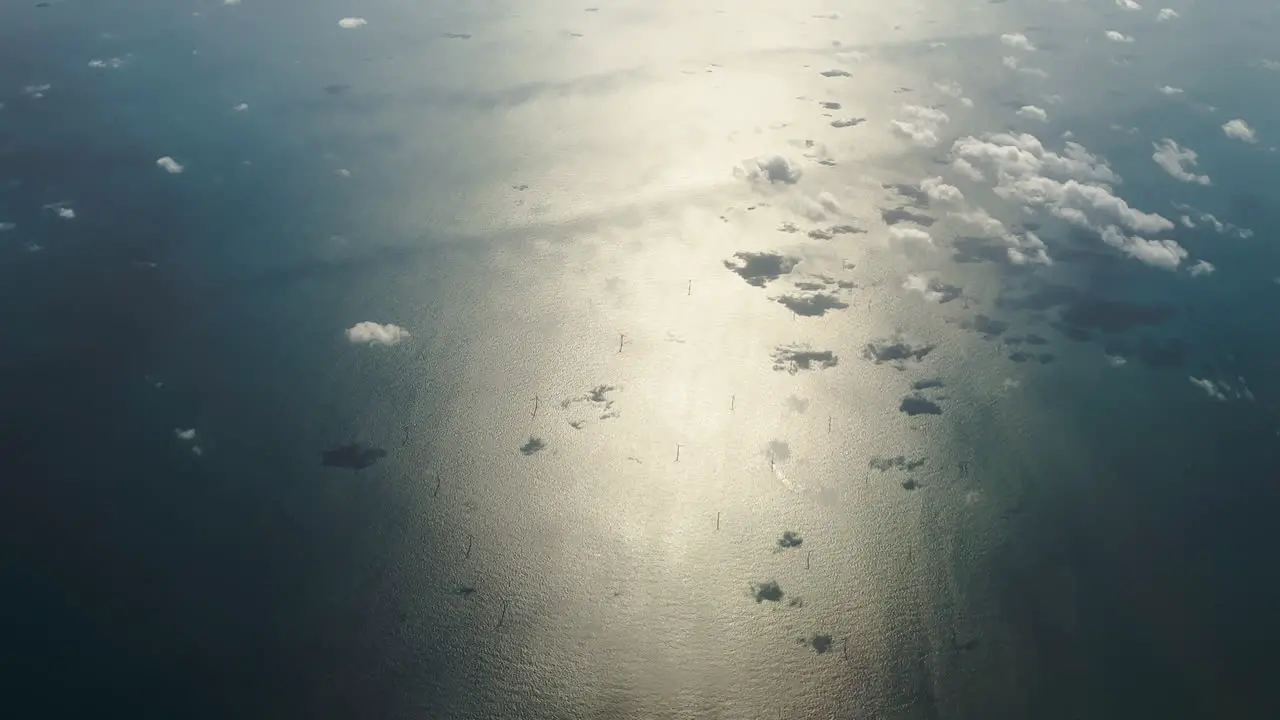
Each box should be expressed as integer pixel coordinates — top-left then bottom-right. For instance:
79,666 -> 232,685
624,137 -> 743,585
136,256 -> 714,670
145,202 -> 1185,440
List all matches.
3,1 -> 1280,718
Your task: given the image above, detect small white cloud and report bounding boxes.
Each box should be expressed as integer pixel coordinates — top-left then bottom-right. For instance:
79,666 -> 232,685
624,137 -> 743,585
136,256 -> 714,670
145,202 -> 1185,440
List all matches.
1157,8 -> 1180,21
0,222 -> 14,231
336,168 -> 352,178
232,102 -> 249,112
902,273 -> 959,303
1188,259 -> 1215,277
920,176 -> 964,204
23,84 -> 51,98
88,58 -> 124,69
739,154 -> 802,186
1000,33 -> 1036,51
174,428 -> 197,441
156,156 -> 185,174
1152,139 -> 1210,185
1016,105 -> 1048,122
1116,0 -> 1142,9
1222,119 -> 1257,143
58,207 -> 75,219
1106,354 -> 1128,367
338,17 -> 368,29
346,321 -> 410,346
1105,31 -> 1135,43
1158,85 -> 1183,96
1189,376 -> 1227,401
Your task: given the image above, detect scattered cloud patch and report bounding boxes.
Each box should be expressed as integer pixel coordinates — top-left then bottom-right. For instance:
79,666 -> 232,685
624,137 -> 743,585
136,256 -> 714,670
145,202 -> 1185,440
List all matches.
338,17 -> 367,29
1222,119 -> 1257,143
1116,0 -> 1142,9
1152,139 -> 1211,185
903,274 -> 962,303
1000,33 -> 1036,51
890,105 -> 949,147
156,156 -> 184,174
1189,377 -> 1227,401
233,102 -> 249,111
346,321 -> 410,346
88,58 -> 124,69
1105,31 -> 1135,43
1158,85 -> 1183,96
1157,8 -> 1179,21
1017,105 -> 1048,122
1187,259 -> 1215,277
1001,56 -> 1048,78
174,428 -> 196,441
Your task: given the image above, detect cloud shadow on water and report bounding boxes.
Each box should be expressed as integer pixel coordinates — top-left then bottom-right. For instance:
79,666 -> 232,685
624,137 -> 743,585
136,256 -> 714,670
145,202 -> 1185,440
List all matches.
725,251 -> 799,287
900,396 -> 943,416
520,437 -> 546,455
320,442 -> 387,470
772,345 -> 839,374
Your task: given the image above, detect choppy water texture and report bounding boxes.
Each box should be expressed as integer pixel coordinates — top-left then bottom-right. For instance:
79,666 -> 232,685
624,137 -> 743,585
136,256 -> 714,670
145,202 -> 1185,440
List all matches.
4,1 -> 1280,718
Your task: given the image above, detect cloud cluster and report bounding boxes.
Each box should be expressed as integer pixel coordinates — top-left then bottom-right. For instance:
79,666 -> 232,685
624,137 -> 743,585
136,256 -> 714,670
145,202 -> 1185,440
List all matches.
1151,139 -> 1210,185
346,321 -> 410,346
890,105 -> 949,147
949,132 -> 1190,269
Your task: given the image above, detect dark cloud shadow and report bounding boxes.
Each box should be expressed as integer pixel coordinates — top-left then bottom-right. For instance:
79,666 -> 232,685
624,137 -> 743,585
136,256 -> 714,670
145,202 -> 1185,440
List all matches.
320,442 -> 387,470
912,378 -> 944,390
900,396 -> 943,416
725,251 -> 799,287
777,531 -> 803,549
775,291 -> 849,316
519,437 -> 546,455
772,345 -> 839,374
753,580 -> 785,603
870,455 -> 927,472
881,207 -> 936,226
831,117 -> 866,128
961,314 -> 1009,339
863,339 -> 934,365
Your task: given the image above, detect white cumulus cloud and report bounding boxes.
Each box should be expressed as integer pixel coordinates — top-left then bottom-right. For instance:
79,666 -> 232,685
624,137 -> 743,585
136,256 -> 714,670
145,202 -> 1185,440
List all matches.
174,428 -> 197,441
920,176 -> 964,204
889,226 -> 933,245
1105,31 -> 1135,43
891,105 -> 949,147
346,322 -> 410,346
1157,8 -> 1179,21
1158,85 -> 1183,96
233,102 -> 249,112
1151,139 -> 1210,185
338,17 -> 367,29
1222,119 -> 1257,143
1000,33 -> 1036,51
156,156 -> 185,174
1017,105 -> 1048,122
1117,0 -> 1142,9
